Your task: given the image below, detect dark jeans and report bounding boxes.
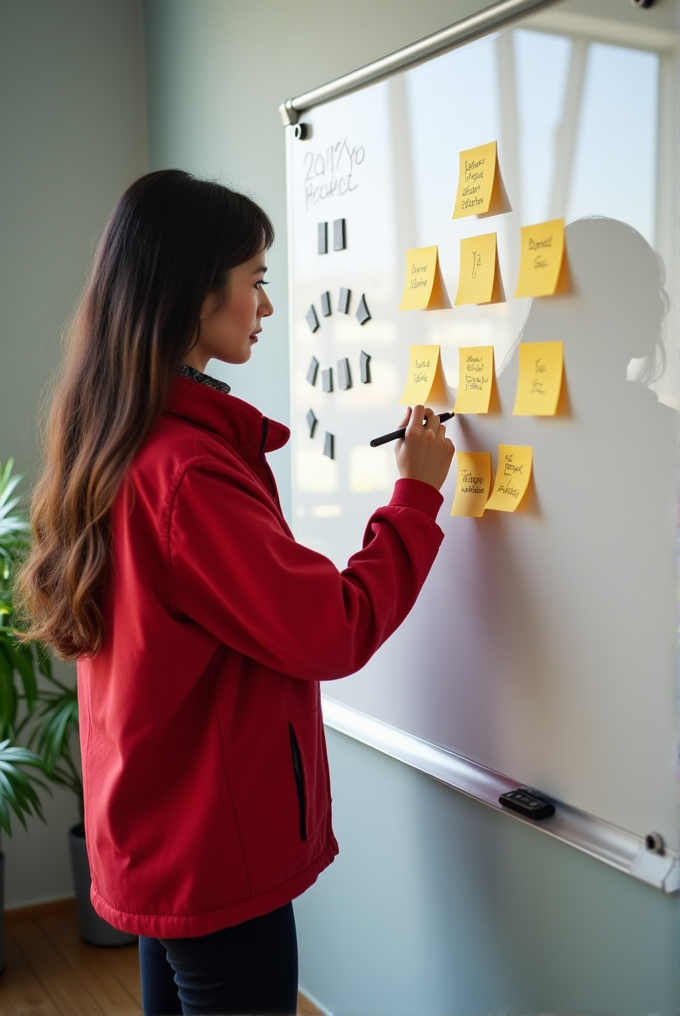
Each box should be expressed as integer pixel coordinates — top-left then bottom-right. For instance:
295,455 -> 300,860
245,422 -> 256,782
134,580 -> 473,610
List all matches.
139,902 -> 298,1015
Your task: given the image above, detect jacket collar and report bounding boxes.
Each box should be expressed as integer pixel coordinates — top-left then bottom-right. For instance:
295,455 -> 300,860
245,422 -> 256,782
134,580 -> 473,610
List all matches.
165,374 -> 290,454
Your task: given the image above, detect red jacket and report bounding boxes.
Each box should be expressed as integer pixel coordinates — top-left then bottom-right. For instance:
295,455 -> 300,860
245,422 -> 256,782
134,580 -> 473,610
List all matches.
78,373 -> 444,937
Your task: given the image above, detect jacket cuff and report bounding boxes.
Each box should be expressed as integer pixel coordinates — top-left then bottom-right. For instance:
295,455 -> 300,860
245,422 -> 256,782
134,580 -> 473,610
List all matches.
390,478 -> 444,522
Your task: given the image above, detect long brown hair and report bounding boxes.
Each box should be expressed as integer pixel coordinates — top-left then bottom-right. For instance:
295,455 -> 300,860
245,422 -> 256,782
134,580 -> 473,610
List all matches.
16,170 -> 274,659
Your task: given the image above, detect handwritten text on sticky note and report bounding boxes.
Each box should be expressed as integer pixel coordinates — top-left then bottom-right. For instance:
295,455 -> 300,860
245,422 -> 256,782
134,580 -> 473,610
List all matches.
455,233 -> 503,306
454,346 -> 495,414
485,445 -> 533,512
398,246 -> 446,310
452,142 -> 509,219
400,345 -> 452,407
513,341 -> 564,415
451,452 -> 492,517
515,219 -> 567,298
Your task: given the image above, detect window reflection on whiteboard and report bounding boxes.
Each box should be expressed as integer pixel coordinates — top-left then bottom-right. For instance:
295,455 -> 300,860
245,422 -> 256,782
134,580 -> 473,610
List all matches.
295,449 -> 339,493
568,42 -> 658,243
349,445 -> 393,494
514,30 -> 572,225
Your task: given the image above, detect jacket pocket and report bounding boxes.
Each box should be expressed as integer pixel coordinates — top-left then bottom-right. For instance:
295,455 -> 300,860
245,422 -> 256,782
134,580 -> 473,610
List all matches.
289,723 -> 307,840
289,710 -> 326,842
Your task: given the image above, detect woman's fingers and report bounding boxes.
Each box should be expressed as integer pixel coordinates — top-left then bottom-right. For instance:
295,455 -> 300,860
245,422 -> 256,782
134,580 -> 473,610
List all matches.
395,405 -> 455,491
397,406 -> 413,430
405,404 -> 426,434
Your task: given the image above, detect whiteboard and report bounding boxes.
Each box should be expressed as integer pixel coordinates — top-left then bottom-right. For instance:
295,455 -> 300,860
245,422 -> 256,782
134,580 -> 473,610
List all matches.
286,0 -> 680,849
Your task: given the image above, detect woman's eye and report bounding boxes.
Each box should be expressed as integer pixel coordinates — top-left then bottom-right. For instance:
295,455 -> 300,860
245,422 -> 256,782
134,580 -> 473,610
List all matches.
256,279 -> 269,289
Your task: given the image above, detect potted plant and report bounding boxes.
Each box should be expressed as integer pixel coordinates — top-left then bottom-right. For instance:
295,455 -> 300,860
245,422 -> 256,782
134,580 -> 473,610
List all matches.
0,740 -> 47,971
0,459 -> 134,948
0,458 -> 51,970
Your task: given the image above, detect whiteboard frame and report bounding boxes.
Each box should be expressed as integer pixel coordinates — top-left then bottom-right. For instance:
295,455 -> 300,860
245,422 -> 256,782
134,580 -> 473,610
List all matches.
323,697 -> 680,893
279,0 -> 566,125
282,0 -> 680,891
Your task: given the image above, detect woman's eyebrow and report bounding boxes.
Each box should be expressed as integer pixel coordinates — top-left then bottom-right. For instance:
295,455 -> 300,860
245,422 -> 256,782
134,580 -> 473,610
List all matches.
253,263 -> 268,274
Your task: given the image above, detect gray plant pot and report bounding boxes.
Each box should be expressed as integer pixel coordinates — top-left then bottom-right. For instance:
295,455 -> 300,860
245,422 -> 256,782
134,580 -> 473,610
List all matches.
68,824 -> 136,947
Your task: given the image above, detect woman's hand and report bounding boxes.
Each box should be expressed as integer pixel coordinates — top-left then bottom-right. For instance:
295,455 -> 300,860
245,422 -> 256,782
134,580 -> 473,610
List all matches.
394,405 -> 455,491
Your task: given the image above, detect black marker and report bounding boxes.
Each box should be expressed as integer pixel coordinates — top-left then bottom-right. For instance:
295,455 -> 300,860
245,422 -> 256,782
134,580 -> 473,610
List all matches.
370,412 -> 455,447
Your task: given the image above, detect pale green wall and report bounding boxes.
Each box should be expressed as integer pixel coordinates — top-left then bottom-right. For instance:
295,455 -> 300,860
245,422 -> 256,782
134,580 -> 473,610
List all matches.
142,2 -> 679,1013
0,0 -> 148,906
1,0 -> 677,1010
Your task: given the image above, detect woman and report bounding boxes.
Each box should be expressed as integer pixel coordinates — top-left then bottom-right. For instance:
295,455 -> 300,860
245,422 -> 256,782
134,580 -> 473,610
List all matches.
17,170 -> 454,1015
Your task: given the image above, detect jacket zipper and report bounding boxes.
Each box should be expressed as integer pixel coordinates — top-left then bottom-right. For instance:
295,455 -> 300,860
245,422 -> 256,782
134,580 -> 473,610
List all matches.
289,724 -> 307,841
259,418 -> 279,502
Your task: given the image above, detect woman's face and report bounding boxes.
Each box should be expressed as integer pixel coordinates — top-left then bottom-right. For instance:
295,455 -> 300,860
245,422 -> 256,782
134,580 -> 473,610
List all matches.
186,251 -> 273,372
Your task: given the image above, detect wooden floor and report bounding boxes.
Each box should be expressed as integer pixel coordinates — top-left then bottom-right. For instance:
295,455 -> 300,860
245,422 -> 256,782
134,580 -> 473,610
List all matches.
0,902 -> 322,1016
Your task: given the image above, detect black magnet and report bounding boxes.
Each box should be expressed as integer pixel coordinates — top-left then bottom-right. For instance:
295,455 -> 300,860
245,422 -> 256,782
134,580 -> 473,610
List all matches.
360,351 -> 371,384
317,222 -> 328,255
321,368 -> 333,393
306,305 -> 320,333
356,294 -> 371,325
337,357 -> 352,391
307,356 -> 319,386
306,409 -> 317,438
323,432 -> 335,460
338,288 -> 351,314
320,291 -> 332,317
333,218 -> 346,251
294,123 -> 310,140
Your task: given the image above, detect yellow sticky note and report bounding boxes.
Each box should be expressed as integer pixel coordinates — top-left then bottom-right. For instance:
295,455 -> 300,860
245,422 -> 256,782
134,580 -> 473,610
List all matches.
513,341 -> 564,416
454,233 -> 503,305
451,452 -> 492,517
398,246 -> 447,310
400,345 -> 452,407
515,219 -> 568,298
452,142 -> 510,219
454,346 -> 495,414
486,445 -> 533,513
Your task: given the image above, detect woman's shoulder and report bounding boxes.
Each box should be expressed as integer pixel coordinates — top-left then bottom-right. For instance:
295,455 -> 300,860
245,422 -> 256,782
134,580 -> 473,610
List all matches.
135,411 -> 251,483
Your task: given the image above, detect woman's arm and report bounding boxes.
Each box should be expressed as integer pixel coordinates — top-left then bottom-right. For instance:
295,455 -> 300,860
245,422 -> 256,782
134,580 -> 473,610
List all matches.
166,462 -> 444,682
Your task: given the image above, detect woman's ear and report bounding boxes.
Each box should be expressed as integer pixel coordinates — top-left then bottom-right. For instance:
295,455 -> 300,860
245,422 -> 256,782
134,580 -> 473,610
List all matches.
200,291 -> 219,320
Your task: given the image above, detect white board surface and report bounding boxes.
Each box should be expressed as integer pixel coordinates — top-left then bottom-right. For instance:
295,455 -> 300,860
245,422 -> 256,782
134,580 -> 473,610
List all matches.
286,0 -> 679,848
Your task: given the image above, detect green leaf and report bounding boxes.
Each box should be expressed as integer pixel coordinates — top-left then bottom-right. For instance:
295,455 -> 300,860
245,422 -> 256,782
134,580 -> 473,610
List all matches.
0,795 -> 11,836
0,739 -> 47,834
0,643 -> 18,735
36,644 -> 53,678
9,639 -> 38,711
31,689 -> 79,770
0,464 -> 22,504
0,461 -> 13,495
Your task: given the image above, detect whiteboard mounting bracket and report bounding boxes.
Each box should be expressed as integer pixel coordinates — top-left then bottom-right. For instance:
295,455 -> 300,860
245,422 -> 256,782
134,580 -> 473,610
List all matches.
279,99 -> 300,127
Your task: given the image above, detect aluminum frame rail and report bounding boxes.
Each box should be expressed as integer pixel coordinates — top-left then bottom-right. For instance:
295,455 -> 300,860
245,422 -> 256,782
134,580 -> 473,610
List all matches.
322,696 -> 680,893
279,0 -> 566,126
